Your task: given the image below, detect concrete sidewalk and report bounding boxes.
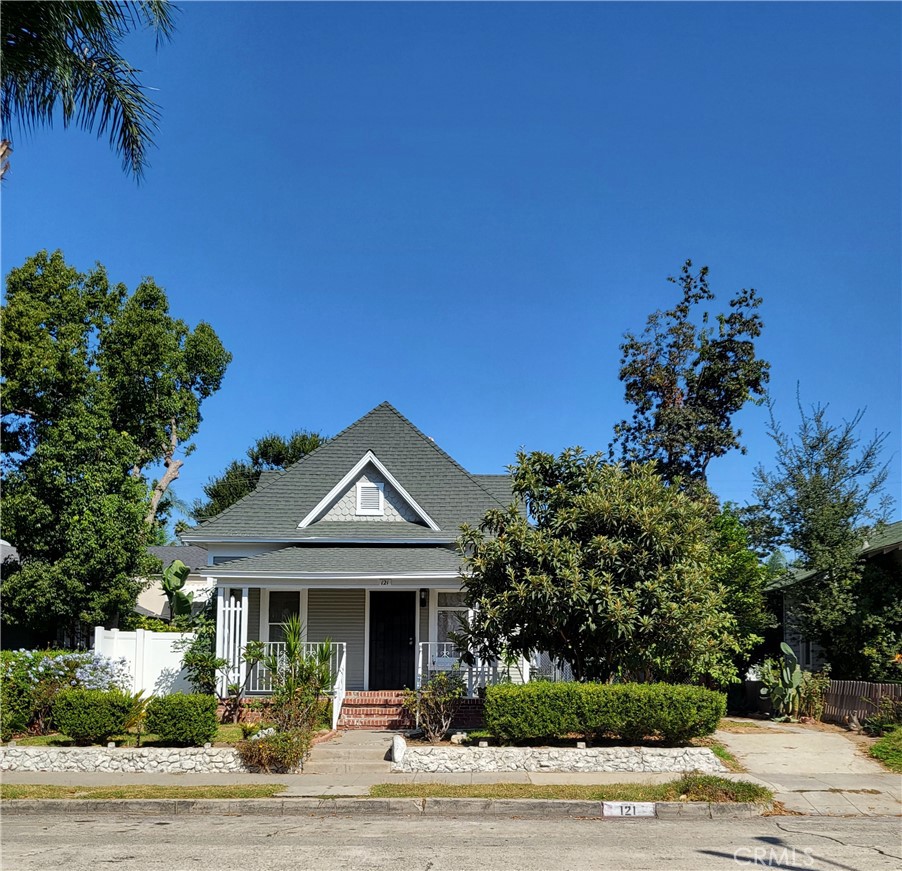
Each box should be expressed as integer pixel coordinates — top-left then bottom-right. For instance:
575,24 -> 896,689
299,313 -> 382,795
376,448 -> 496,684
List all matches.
714,720 -> 901,816
3,727 -> 899,816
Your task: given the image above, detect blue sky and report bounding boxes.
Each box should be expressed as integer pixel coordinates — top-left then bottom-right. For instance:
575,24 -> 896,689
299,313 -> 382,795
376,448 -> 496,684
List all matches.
3,2 -> 900,523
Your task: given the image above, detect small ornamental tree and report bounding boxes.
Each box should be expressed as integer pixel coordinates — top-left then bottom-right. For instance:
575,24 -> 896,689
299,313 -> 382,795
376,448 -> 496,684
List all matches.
457,450 -> 745,686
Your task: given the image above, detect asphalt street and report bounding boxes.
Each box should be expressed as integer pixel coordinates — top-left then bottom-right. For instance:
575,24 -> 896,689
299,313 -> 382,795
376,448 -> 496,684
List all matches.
2,813 -> 900,871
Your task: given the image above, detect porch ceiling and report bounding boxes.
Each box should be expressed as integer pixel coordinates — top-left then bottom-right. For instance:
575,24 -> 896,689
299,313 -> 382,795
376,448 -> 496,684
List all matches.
204,544 -> 464,577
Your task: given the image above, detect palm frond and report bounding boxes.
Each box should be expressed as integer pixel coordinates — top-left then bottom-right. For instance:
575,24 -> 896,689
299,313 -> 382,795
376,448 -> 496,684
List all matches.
1,1 -> 177,176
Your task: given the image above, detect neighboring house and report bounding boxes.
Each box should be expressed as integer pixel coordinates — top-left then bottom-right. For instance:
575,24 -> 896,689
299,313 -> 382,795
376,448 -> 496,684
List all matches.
774,520 -> 902,669
137,545 -> 213,619
182,402 -> 524,721
0,539 -> 19,574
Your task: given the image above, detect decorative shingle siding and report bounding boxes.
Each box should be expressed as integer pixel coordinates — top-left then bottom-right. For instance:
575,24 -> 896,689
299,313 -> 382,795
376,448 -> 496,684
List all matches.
318,465 -> 423,524
306,590 -> 366,690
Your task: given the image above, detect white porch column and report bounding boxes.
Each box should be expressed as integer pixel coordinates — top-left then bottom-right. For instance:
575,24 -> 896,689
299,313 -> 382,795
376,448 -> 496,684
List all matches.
214,584 -> 226,696
238,586 -> 250,687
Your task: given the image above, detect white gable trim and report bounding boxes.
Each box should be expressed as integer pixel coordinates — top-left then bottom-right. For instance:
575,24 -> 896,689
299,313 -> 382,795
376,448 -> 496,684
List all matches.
297,450 -> 440,531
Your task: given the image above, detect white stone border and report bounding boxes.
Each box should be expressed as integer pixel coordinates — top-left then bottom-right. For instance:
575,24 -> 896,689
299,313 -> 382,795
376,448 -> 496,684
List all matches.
390,737 -> 725,773
0,746 -> 257,773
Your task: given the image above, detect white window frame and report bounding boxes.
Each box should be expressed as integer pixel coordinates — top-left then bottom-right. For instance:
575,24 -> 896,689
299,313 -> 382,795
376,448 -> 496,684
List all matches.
430,589 -> 470,667
260,589 -> 308,643
355,481 -> 384,515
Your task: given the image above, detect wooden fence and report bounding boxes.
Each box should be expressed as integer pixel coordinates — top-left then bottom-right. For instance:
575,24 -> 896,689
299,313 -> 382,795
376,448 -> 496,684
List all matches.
822,680 -> 902,725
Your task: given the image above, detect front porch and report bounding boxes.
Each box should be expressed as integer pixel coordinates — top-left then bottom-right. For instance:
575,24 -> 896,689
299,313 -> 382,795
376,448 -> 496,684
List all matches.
213,582 -> 530,728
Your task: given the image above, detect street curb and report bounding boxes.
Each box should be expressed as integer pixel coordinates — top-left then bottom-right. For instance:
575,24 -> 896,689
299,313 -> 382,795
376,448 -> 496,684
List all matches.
0,798 -> 772,819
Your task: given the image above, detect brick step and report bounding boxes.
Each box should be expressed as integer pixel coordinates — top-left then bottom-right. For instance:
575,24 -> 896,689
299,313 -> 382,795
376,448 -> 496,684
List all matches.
338,718 -> 411,729
339,707 -> 407,716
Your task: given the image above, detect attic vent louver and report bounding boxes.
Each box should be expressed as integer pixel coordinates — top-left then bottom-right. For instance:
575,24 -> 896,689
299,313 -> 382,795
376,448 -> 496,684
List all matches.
356,482 -> 384,515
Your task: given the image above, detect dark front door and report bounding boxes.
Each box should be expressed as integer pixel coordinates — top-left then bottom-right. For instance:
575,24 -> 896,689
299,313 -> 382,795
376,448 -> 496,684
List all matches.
368,591 -> 416,690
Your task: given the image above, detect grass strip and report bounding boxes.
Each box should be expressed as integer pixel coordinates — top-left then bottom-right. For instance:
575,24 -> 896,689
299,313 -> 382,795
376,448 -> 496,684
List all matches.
695,739 -> 745,772
6,724 -> 246,748
0,784 -> 284,800
870,727 -> 902,773
370,774 -> 772,803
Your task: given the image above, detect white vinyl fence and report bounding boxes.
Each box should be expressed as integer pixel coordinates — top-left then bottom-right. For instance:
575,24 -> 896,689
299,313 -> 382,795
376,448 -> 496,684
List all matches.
93,627 -> 194,696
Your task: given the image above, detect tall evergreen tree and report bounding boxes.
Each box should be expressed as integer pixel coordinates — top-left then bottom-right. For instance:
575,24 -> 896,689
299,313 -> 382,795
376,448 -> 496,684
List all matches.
611,260 -> 770,486
746,399 -> 895,678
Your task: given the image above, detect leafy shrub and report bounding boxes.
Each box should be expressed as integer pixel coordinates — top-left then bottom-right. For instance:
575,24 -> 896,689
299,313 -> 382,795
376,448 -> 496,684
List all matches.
236,729 -> 312,772
145,693 -> 219,746
51,689 -> 135,744
260,617 -> 334,731
402,670 -> 466,743
798,667 -> 831,721
178,616 -> 228,696
869,726 -> 902,773
484,682 -> 725,744
1,649 -> 131,739
863,695 -> 902,737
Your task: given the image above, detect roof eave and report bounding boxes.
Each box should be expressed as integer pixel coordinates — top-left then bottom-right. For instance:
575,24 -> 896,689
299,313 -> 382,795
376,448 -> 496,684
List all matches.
201,570 -> 465,580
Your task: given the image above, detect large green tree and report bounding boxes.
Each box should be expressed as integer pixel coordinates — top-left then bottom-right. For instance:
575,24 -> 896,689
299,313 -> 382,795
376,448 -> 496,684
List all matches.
746,400 -> 895,678
1,250 -> 230,637
611,260 -> 770,486
191,430 -> 327,522
457,450 -> 752,686
710,506 -> 776,672
1,410 -> 156,640
1,1 -> 175,177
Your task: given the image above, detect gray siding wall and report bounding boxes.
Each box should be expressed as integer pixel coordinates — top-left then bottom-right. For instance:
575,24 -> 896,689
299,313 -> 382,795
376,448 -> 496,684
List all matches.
247,588 -> 261,642
306,590 -> 366,691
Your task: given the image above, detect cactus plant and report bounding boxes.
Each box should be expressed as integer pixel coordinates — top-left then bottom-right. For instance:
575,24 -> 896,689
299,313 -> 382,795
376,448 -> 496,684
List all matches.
759,642 -> 803,720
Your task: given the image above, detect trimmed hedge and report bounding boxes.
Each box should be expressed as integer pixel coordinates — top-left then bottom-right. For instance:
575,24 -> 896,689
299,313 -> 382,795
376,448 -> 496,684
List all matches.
51,689 -> 134,745
484,682 -> 726,744
146,694 -> 218,746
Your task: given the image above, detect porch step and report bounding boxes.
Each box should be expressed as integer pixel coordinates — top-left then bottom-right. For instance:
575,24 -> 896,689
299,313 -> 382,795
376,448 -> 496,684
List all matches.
337,691 -> 414,730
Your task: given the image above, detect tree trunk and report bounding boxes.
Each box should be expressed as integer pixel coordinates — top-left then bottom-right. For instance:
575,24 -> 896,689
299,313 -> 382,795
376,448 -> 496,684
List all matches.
145,420 -> 183,526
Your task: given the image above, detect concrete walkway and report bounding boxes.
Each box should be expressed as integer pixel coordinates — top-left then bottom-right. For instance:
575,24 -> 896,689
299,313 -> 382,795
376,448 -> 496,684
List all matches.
714,720 -> 900,816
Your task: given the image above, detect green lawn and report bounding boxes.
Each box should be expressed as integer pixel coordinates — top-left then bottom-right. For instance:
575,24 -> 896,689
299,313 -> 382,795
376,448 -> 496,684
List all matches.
370,774 -> 772,804
870,727 -> 902,773
6,723 -> 245,748
1,784 -> 283,800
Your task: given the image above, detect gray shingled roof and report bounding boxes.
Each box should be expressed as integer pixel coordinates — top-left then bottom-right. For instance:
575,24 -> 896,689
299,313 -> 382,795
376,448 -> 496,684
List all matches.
769,519 -> 902,590
206,545 -> 463,576
147,545 -> 209,571
184,403 -> 512,543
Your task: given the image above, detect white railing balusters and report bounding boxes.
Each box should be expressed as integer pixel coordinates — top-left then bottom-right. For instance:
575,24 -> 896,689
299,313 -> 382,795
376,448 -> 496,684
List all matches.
331,643 -> 346,730
417,642 -> 519,697
245,642 -> 347,728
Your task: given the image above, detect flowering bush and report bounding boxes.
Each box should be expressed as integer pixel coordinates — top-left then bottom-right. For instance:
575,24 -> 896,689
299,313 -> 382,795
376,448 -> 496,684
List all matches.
1,649 -> 132,739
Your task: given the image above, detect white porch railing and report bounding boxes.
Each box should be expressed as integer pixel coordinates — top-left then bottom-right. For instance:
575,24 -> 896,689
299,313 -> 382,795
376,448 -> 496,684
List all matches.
245,642 -> 347,731
417,642 -> 509,696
